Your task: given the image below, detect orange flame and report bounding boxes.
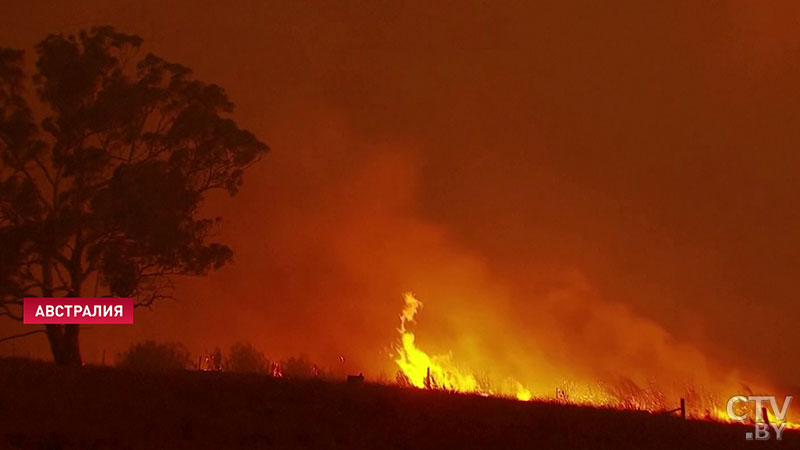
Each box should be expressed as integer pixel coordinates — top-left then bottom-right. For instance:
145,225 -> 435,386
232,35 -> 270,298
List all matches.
394,292 -> 534,401
392,292 -> 798,429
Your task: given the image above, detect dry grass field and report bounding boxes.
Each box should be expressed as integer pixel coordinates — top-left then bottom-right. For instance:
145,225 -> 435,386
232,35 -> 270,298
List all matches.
1,358 -> 796,449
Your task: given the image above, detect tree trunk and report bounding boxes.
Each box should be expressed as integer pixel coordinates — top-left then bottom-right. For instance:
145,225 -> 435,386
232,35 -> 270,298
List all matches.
46,324 -> 82,366
41,249 -> 82,366
41,249 -> 83,366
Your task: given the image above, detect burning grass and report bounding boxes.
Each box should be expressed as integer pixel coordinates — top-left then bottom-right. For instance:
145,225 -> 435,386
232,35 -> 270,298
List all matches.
391,292 -> 799,430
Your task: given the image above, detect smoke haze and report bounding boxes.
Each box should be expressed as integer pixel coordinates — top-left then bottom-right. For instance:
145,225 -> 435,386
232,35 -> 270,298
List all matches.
1,1 -> 798,397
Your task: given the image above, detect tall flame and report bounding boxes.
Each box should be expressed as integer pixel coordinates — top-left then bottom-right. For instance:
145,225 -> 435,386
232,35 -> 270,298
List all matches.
394,292 -> 531,400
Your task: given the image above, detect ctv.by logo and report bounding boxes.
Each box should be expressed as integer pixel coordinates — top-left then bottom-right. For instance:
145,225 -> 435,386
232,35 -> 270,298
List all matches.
726,395 -> 792,441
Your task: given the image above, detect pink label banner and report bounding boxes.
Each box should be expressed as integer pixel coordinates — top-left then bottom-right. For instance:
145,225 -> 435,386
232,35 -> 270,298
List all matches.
23,298 -> 134,324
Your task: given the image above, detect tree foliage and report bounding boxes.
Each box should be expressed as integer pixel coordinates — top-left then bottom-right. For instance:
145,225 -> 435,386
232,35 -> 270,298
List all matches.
0,27 -> 268,364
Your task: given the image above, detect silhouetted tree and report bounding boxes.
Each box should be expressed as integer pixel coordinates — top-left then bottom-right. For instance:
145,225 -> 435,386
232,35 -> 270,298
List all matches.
225,341 -> 268,374
116,340 -> 191,371
0,27 -> 268,365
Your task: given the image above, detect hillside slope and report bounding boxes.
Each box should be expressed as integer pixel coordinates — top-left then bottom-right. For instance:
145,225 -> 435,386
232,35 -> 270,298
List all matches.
1,358 -> 795,449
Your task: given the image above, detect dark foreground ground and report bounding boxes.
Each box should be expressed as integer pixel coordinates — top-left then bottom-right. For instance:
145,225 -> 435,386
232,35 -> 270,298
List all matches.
1,358 -> 797,450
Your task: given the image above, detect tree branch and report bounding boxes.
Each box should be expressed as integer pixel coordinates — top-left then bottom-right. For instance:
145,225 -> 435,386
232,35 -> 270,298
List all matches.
0,304 -> 23,321
0,329 -> 45,343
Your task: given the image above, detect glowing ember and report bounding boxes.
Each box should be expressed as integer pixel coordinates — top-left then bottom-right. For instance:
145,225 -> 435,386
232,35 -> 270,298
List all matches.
514,383 -> 532,401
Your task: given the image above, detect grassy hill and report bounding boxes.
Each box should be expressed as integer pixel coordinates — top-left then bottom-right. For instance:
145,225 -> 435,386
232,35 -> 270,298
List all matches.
1,358 -> 795,449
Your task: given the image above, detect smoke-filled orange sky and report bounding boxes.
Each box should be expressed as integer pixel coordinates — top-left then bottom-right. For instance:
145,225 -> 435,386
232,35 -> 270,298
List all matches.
1,1 -> 799,393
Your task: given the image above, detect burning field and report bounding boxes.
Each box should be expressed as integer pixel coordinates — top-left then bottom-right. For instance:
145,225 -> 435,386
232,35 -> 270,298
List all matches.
389,292 -> 797,430
4,2 -> 800,449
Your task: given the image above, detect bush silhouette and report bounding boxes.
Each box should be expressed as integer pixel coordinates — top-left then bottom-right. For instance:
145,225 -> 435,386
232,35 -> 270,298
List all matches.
116,340 -> 191,372
225,342 -> 268,374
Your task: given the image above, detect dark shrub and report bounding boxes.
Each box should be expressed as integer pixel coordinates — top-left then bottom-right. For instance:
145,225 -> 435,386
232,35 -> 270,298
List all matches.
225,342 -> 268,374
116,340 -> 191,372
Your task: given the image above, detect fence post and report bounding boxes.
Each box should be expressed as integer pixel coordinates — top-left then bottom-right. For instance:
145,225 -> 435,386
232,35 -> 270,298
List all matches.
680,398 -> 686,419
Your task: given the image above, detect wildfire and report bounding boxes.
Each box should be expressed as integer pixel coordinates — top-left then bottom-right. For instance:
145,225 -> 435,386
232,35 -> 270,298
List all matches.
393,292 -> 533,401
391,292 -> 798,429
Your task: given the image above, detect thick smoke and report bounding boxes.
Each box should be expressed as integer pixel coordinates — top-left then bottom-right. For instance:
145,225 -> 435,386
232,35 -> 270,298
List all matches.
1,2 -> 797,411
